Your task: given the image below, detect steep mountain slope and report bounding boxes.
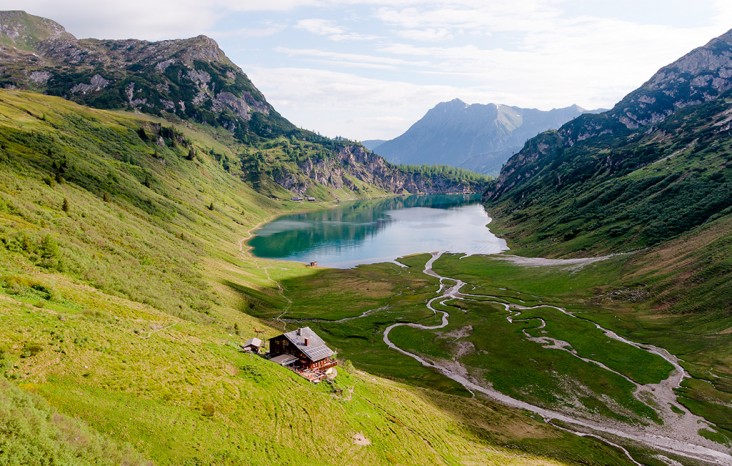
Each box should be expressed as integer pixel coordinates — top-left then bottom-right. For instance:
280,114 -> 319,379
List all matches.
0,10 -> 291,140
0,11 -> 488,197
484,28 -> 732,256
0,90 -> 586,465
373,99 -> 588,174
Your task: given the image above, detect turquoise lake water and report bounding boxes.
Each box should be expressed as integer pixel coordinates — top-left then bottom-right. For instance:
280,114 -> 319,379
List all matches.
248,194 -> 508,268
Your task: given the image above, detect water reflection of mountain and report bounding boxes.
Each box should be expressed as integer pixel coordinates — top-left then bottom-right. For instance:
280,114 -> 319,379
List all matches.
249,194 -> 481,259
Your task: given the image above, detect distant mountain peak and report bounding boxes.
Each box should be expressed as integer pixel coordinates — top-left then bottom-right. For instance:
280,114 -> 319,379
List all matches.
373,100 -> 590,174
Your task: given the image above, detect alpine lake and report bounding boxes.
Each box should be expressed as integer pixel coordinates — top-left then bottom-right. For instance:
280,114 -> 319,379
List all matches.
248,194 -> 508,268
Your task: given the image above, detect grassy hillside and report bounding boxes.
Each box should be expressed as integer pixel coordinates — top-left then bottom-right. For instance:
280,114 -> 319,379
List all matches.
0,90 -> 579,465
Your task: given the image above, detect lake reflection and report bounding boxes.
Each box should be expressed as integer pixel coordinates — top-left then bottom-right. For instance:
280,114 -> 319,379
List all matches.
248,194 -> 508,268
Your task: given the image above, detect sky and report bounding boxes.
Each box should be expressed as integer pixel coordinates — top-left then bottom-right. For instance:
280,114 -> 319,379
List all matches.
2,1 -> 732,140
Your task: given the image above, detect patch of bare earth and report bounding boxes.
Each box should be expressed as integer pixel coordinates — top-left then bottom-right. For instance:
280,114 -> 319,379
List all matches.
352,433 -> 370,446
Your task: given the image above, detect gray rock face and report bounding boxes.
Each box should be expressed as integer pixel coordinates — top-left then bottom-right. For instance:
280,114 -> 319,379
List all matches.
71,74 -> 109,94
274,145 -> 484,195
373,100 -> 589,175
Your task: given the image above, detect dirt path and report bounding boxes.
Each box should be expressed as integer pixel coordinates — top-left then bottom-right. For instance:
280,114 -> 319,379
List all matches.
382,252 -> 732,465
238,230 -> 292,331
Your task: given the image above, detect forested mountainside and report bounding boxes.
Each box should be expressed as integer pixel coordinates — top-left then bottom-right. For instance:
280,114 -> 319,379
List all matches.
484,28 -> 732,255
373,99 -> 588,174
0,10 -> 488,197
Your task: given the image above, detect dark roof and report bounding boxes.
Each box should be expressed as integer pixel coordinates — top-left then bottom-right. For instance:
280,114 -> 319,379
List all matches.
270,354 -> 298,366
282,327 -> 334,362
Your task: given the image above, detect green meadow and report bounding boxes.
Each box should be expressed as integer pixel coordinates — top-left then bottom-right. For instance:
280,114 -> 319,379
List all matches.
275,249 -> 732,464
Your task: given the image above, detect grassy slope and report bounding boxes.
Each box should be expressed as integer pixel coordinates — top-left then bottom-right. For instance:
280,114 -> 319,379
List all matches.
490,210 -> 732,435
0,90 -> 567,465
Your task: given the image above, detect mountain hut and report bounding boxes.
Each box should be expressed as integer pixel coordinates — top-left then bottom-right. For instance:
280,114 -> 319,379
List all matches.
269,327 -> 337,371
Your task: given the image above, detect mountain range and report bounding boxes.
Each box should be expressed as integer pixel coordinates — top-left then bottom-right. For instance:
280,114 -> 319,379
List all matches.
0,10 -> 487,197
485,28 -> 732,253
371,100 -> 591,174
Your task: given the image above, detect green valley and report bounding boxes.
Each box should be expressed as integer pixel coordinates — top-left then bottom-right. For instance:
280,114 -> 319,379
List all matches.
0,90 -> 597,465
1,9 -> 732,466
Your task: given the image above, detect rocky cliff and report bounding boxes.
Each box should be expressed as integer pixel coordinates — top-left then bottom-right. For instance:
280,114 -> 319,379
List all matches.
275,145 -> 484,194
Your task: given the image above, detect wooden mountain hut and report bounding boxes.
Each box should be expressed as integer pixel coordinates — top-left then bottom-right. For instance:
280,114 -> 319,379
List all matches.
269,327 -> 337,371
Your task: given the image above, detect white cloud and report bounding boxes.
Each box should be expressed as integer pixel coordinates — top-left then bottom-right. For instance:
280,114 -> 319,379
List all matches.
296,19 -> 345,36
5,0 -> 216,40
397,28 -> 453,41
275,47 -> 428,69
295,18 -> 378,41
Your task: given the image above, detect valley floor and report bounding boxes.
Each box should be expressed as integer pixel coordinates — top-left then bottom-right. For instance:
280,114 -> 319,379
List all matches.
259,249 -> 732,466
386,252 -> 730,464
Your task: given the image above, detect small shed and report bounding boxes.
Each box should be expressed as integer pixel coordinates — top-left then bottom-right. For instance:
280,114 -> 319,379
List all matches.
241,337 -> 263,353
269,327 -> 337,371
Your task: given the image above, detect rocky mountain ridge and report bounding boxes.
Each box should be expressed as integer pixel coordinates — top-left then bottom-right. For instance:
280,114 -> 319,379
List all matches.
488,28 -> 732,199
0,10 -> 487,196
373,99 -> 589,174
483,28 -> 732,254
0,10 -> 291,140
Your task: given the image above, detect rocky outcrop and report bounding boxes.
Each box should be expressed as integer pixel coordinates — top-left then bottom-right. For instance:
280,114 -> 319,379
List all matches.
272,145 -> 486,195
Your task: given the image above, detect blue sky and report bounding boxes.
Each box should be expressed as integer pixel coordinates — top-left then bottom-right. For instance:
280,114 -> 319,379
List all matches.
4,1 -> 732,140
